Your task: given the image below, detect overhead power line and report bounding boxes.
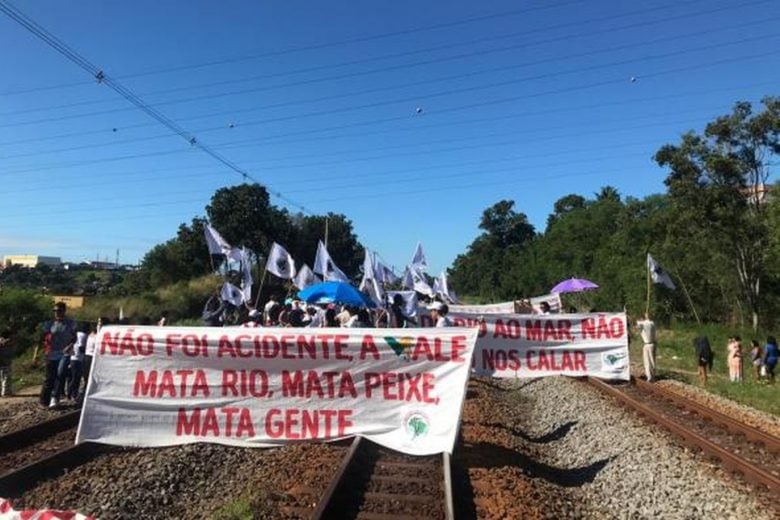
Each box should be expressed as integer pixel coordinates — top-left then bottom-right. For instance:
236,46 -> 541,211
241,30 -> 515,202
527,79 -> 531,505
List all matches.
0,0 -> 591,96
1,0 -> 764,117
1,46 -> 775,178
0,0 -> 310,214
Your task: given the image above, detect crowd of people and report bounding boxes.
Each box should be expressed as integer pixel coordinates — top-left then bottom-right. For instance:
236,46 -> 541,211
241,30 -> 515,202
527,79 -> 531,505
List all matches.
201,288 -> 452,330
635,314 -> 778,385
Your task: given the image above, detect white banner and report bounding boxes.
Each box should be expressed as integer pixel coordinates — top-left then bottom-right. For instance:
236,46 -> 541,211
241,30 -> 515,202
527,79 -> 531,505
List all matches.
77,326 -> 478,455
448,301 -> 516,314
528,293 -> 563,314
418,311 -> 629,380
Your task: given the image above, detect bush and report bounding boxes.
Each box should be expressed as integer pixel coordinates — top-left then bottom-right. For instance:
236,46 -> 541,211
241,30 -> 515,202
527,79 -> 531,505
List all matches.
0,288 -> 51,355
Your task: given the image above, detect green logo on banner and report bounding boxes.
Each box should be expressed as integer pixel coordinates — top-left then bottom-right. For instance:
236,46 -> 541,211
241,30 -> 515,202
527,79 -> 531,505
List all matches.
384,336 -> 414,359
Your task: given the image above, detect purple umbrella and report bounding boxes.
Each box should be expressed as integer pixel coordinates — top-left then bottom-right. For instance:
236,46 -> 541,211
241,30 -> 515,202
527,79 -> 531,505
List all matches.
551,278 -> 599,294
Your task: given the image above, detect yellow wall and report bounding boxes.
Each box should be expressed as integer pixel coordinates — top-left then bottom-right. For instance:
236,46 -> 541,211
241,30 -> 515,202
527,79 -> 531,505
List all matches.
53,296 -> 85,309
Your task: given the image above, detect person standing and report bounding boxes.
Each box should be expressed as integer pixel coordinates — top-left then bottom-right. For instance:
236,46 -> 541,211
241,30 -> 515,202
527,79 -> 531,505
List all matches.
636,313 -> 657,382
428,302 -> 453,327
694,335 -> 713,385
749,340 -> 763,381
157,311 -> 168,327
389,294 -> 416,328
727,336 -> 743,383
0,328 -> 14,397
40,302 -> 77,408
68,323 -> 88,400
763,336 -> 778,383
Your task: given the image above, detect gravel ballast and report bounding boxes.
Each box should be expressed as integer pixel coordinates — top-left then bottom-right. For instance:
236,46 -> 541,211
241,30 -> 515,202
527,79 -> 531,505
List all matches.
497,376 -> 774,519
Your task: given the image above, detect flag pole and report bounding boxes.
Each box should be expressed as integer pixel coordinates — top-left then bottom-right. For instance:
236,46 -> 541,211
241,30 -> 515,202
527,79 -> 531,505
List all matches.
669,259 -> 701,325
645,254 -> 651,316
254,267 -> 267,309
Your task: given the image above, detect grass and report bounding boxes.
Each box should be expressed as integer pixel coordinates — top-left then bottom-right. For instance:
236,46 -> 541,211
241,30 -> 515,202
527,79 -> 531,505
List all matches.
630,322 -> 779,416
10,345 -> 45,393
210,497 -> 254,520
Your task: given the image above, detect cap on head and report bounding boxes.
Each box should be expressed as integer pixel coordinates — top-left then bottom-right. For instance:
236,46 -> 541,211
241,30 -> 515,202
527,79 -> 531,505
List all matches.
427,301 -> 443,312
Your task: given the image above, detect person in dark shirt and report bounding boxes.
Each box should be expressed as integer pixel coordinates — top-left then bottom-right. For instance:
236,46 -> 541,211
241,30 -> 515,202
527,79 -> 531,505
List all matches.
40,302 -> 77,408
694,335 -> 713,385
389,294 -> 416,328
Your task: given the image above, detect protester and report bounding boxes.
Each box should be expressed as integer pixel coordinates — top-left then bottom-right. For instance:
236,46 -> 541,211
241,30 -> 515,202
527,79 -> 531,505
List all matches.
202,287 -> 226,327
727,336 -> 743,383
78,321 -> 100,404
429,301 -> 452,327
320,307 -> 335,327
263,295 -> 281,326
763,336 -> 778,383
749,339 -> 763,381
0,327 -> 14,397
288,301 -> 305,327
241,309 -> 262,328
539,301 -> 551,315
336,305 -> 352,327
389,294 -> 415,327
68,323 -> 88,400
635,313 -> 657,383
40,302 -> 77,408
693,335 -> 712,385
157,311 -> 169,327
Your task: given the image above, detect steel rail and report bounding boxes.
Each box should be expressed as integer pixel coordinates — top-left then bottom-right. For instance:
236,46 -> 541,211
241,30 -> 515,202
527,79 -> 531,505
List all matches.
312,437 -> 452,520
0,410 -> 81,454
311,436 -> 363,520
587,377 -> 780,493
633,377 -> 780,453
0,442 -> 104,497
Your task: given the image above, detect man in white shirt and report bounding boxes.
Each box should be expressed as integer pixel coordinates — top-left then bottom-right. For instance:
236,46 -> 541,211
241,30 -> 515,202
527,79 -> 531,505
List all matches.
428,301 -> 452,327
636,313 -> 657,382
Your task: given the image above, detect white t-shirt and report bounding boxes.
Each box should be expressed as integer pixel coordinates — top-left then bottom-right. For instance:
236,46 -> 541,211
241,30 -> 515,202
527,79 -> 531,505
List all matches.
637,319 -> 656,344
72,331 -> 87,361
84,333 -> 97,356
436,316 -> 453,328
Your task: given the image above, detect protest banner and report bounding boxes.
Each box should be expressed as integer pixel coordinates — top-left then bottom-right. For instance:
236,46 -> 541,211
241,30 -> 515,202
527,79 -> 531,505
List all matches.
448,301 -> 516,314
76,326 -> 478,455
419,311 -> 629,380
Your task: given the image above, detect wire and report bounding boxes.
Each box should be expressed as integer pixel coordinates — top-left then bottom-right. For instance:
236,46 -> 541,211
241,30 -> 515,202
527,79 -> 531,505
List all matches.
2,0 -> 762,117
3,16 -> 777,159
1,69 -> 775,177
0,0 -> 310,214
3,19 -> 776,129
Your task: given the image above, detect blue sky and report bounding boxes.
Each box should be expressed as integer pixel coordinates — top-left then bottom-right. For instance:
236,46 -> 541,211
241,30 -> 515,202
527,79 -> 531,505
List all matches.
0,0 -> 778,275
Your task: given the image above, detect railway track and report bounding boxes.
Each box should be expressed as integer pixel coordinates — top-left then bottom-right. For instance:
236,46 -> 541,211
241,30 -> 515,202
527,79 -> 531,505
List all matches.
0,410 -> 104,498
587,377 -> 780,493
313,437 -> 454,520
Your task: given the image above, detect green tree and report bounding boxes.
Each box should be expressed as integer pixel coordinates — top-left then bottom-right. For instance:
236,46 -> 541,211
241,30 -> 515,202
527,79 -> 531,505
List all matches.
655,98 -> 779,330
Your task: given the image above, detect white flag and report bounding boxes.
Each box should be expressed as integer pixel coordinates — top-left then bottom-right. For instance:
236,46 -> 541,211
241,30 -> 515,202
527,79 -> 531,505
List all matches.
359,249 -> 385,307
410,242 -> 427,270
240,247 -> 253,302
387,290 -> 419,317
647,254 -> 676,290
294,263 -> 320,290
313,240 -> 350,282
266,242 -> 296,280
204,224 -> 231,256
376,259 -> 400,284
403,265 -> 433,296
220,282 -> 245,307
439,271 -> 459,303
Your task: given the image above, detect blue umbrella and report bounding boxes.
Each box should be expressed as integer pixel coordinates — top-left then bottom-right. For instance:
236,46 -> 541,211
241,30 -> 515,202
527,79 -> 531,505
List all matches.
297,281 -> 376,308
